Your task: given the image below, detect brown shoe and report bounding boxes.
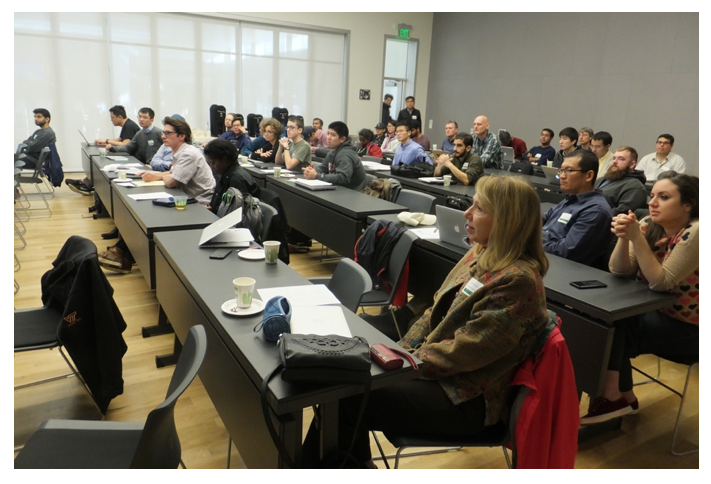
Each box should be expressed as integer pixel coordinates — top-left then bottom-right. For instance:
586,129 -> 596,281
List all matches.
98,246 -> 132,274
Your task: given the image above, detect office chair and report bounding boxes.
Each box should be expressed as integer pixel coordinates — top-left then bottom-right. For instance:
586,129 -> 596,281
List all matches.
258,201 -> 278,243
15,147 -> 52,217
364,173 -> 377,185
396,188 -> 436,214
309,258 -> 372,313
15,325 -> 207,469
362,155 -> 384,163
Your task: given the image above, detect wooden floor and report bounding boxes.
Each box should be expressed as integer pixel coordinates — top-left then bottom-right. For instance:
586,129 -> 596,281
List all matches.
14,181 -> 699,469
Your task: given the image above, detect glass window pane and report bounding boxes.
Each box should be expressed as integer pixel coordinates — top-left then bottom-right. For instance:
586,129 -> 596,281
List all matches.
157,48 -> 198,124
241,55 -> 273,115
202,22 -> 236,53
111,44 -> 154,113
278,59 -> 308,114
242,27 -> 274,56
203,52 -> 237,112
311,31 -> 344,63
279,31 -> 309,60
14,12 -> 51,34
384,39 -> 409,79
157,16 -> 194,49
57,13 -> 105,39
109,13 -> 151,44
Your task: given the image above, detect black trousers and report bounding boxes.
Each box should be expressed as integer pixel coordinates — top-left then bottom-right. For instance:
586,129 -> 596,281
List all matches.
302,379 -> 487,466
607,310 -> 699,392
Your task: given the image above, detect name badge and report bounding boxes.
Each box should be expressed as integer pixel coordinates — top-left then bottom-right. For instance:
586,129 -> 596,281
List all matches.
461,277 -> 483,296
412,115 -> 418,120
462,163 -> 469,170
148,140 -> 155,146
557,212 -> 572,224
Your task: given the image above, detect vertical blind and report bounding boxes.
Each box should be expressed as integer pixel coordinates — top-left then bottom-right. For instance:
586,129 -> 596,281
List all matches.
14,12 -> 347,171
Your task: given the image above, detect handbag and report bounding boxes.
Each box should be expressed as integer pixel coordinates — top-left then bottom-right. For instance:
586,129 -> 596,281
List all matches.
390,160 -> 434,178
446,194 -> 473,211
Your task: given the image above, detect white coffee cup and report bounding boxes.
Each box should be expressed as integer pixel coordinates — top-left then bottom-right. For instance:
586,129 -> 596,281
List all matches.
443,174 -> 452,186
432,144 -> 438,151
263,241 -> 281,264
98,147 -> 107,157
547,161 -> 553,167
233,277 -> 256,308
273,166 -> 282,177
118,171 -> 127,181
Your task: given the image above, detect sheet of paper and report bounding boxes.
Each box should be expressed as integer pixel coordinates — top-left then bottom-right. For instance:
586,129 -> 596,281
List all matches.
113,182 -> 136,188
257,284 -> 340,307
127,191 -> 173,201
289,306 -> 352,338
410,227 -> 440,240
132,180 -> 165,187
106,156 -> 129,161
294,179 -> 333,188
418,177 -> 444,184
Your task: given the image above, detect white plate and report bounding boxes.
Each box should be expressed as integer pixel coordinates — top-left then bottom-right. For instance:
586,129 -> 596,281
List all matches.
238,248 -> 265,260
221,298 -> 265,316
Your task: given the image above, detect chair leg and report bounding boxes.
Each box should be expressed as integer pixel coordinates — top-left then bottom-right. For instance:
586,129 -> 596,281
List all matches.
390,308 -> 402,340
634,356 -> 661,386
227,437 -> 232,468
501,445 -> 513,468
370,431 -> 391,469
671,362 -> 699,456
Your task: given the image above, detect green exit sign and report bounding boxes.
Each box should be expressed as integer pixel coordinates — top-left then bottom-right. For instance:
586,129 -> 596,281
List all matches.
398,28 -> 410,39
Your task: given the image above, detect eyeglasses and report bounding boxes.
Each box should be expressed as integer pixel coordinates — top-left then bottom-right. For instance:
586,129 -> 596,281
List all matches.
558,168 -> 585,176
162,130 -> 176,137
656,141 -> 671,146
286,125 -> 299,131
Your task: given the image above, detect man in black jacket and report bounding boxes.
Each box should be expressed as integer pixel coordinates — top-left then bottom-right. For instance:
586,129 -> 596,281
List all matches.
594,146 -> 648,216
396,96 -> 422,124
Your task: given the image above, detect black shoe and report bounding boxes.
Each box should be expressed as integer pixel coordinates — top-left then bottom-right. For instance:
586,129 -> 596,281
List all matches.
101,227 -> 119,240
67,179 -> 94,196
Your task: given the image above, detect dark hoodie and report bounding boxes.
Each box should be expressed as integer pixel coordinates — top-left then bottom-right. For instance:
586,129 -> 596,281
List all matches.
594,169 -> 648,216
313,138 -> 366,191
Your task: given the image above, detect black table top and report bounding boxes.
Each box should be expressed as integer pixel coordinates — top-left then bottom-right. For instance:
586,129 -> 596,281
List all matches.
154,230 -> 419,415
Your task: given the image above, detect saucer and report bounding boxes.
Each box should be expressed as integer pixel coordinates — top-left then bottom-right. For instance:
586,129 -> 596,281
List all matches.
238,248 -> 265,260
221,298 -> 265,316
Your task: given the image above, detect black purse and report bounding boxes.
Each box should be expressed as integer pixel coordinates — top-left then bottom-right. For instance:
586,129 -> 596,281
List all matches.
446,194 -> 473,211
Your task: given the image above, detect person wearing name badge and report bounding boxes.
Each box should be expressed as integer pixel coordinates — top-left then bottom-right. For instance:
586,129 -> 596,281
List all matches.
541,150 -> 613,265
434,132 -> 483,185
302,121 -> 367,191
396,95 -> 422,124
392,120 -> 431,166
522,128 -> 556,167
304,175 -> 550,468
109,107 -> 163,163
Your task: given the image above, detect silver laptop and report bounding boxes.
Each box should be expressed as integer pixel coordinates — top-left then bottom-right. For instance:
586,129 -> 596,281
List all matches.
78,130 -> 97,146
540,165 -> 561,185
198,208 -> 254,248
435,205 -> 471,249
501,146 -> 514,164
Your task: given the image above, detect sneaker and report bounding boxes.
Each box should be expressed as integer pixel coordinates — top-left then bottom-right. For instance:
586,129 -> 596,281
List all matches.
98,246 -> 132,274
580,397 -> 632,425
101,227 -> 119,240
67,179 -> 94,196
628,398 -> 639,415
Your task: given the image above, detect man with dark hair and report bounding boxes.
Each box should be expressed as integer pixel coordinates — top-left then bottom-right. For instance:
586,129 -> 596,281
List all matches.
309,117 -> 328,152
498,130 -> 528,160
594,146 -> 648,216
434,133 -> 483,186
578,127 -> 594,151
109,107 -> 162,163
552,127 -> 583,168
522,128 -> 556,166
276,116 -> 312,170
471,115 -> 502,168
396,96 -> 422,123
19,108 -> 56,169
303,121 -> 366,190
441,121 -> 458,153
204,139 -> 261,214
636,133 -> 686,181
218,115 -> 251,151
591,131 -> 614,179
373,122 -> 387,146
410,119 -> 431,151
392,120 -> 431,167
139,117 -> 215,205
95,105 -> 140,147
382,94 -> 393,125
542,150 -> 612,264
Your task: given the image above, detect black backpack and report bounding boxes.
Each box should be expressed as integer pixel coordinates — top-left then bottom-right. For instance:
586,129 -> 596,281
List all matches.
390,161 -> 434,178
216,188 -> 264,243
446,195 -> 473,211
209,104 -> 226,137
354,220 -> 406,288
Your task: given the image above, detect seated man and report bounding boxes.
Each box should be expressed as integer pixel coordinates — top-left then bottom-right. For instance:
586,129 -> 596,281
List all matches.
410,120 -> 431,151
218,114 -> 252,152
150,144 -> 173,172
552,127 -> 583,168
310,117 -> 329,152
591,131 -> 614,179
441,121 -> 458,154
373,123 -> 387,147
578,127 -> 594,151
392,120 -> 431,166
594,146 -> 648,216
522,128 -> 556,166
542,150 -> 613,264
204,139 -> 261,214
498,130 -> 527,160
636,133 -> 686,181
434,133 -> 483,186
303,121 -> 367,191
19,108 -> 56,169
471,115 -> 502,168
217,113 -> 237,139
275,116 -> 312,170
109,107 -> 163,163
94,105 -> 140,148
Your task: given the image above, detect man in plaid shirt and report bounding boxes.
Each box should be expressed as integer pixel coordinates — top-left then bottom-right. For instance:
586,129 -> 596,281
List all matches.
472,115 -> 502,168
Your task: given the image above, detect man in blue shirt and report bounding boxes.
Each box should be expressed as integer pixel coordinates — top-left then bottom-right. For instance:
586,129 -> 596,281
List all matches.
441,121 -> 458,153
542,150 -> 613,265
522,128 -> 557,166
392,120 -> 431,166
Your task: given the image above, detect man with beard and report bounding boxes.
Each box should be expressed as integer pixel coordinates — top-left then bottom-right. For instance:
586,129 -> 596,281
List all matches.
434,132 -> 483,185
594,146 -> 647,216
522,128 -> 556,166
19,108 -> 56,169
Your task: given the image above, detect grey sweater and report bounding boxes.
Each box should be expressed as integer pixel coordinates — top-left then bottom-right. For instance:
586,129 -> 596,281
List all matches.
112,127 -> 163,163
314,139 -> 366,191
23,127 -> 56,160
594,170 -> 648,216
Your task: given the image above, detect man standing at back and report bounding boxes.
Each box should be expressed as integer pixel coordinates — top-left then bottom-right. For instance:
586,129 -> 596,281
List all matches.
382,94 -> 393,125
397,96 -> 422,124
636,133 -> 686,181
303,121 -> 367,191
542,150 -> 612,264
109,107 -> 162,163
522,128 -> 556,166
471,115 -> 502,168
94,105 -> 140,148
594,146 -> 647,216
19,108 -> 56,169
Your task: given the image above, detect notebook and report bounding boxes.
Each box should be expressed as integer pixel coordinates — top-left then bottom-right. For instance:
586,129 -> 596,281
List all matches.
435,205 -> 471,249
540,165 -> 561,185
198,208 -> 254,248
294,179 -> 336,191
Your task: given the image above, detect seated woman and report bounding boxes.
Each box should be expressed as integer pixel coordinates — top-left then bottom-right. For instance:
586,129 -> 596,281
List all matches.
379,119 -> 400,153
581,171 -> 699,424
248,117 -> 282,163
356,128 -> 383,159
203,138 -> 261,215
304,175 -> 550,467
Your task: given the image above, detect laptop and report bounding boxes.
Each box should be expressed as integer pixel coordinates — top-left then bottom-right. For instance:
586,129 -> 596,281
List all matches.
540,166 -> 561,185
501,146 -> 514,165
198,208 -> 254,248
294,179 -> 336,191
78,130 -> 97,146
435,205 -> 471,249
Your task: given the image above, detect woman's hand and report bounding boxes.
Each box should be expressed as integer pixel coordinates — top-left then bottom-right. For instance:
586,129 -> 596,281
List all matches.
611,211 -> 642,242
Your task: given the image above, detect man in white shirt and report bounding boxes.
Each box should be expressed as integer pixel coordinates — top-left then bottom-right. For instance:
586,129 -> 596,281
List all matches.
636,134 -> 686,181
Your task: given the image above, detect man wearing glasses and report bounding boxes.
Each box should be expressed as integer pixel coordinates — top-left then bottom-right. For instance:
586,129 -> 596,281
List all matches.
276,116 -> 312,170
541,150 -> 613,265
636,134 -> 686,181
109,107 -> 163,163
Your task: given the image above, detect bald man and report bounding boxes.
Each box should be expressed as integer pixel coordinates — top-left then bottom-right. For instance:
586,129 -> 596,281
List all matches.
471,115 -> 502,168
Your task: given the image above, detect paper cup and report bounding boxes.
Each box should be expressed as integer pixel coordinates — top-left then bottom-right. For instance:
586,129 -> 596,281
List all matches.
263,241 -> 281,264
233,277 -> 256,308
546,161 -> 553,167
98,147 -> 107,157
174,195 -> 188,210
443,175 -> 452,187
273,166 -> 282,177
118,171 -> 127,181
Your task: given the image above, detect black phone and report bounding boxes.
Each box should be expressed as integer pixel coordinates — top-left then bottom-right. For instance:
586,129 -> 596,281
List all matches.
209,248 -> 232,260
570,280 -> 608,289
